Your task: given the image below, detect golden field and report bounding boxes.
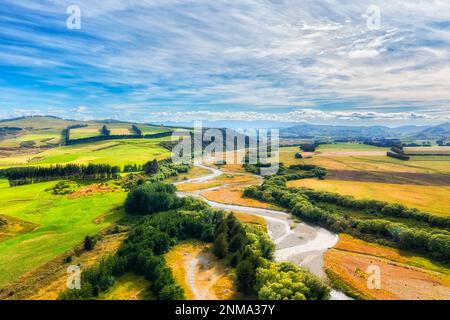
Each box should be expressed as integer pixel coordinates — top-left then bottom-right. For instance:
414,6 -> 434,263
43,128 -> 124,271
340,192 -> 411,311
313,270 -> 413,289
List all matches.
287,179 -> 450,216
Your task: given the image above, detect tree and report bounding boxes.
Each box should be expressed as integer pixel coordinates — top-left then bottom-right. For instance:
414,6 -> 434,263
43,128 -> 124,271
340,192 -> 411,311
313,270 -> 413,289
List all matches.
124,182 -> 178,215
159,284 -> 185,300
213,232 -> 228,259
228,231 -> 246,253
101,125 -> 110,136
143,159 -> 159,175
294,152 -> 303,159
255,262 -> 330,300
84,235 -> 96,251
312,167 -> 327,180
236,259 -> 256,294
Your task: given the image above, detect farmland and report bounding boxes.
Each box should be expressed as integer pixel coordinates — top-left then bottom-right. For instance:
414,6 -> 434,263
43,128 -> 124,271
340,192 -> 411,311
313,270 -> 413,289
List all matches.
0,117 -> 181,294
325,234 -> 450,300
0,118 -> 449,301
0,180 -> 126,287
275,142 -> 450,299
287,179 -> 450,216
0,138 -> 171,169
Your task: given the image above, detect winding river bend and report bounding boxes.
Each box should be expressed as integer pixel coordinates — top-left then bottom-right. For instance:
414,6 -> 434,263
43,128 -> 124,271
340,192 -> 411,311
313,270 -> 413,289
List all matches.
175,164 -> 351,300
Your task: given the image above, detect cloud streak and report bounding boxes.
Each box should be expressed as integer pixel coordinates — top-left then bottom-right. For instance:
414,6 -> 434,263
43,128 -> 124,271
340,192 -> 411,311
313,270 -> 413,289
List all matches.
0,0 -> 450,124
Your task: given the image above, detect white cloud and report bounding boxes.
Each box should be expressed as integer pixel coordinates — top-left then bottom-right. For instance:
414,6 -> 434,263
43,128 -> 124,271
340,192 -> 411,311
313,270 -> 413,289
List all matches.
1,0 -> 450,124
73,106 -> 87,113
348,49 -> 380,59
143,109 -> 450,124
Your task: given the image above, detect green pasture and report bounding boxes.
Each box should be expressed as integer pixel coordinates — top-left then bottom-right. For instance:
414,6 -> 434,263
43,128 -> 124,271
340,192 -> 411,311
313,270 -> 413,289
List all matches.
0,181 -> 126,287
0,138 -> 172,169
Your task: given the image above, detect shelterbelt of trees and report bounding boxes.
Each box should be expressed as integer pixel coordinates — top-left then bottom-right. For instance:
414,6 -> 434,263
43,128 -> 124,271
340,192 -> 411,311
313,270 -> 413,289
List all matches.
244,177 -> 450,261
2,164 -> 120,186
0,159 -> 190,187
63,124 -> 172,146
60,177 -> 330,300
244,160 -> 327,180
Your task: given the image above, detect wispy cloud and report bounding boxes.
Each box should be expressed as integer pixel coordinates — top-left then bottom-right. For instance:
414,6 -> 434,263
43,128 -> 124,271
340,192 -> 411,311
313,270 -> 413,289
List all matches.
0,0 -> 450,124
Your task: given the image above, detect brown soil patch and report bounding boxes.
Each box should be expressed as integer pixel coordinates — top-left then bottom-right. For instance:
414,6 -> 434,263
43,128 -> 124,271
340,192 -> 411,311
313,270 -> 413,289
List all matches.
202,187 -> 277,210
326,250 -> 450,300
233,211 -> 267,228
166,241 -> 238,300
68,184 -> 115,199
0,232 -> 127,300
176,174 -> 259,192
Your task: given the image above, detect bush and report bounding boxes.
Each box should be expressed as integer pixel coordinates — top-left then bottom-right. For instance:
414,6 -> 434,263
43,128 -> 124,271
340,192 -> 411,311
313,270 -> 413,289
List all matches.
125,182 -> 179,215
84,236 -> 96,251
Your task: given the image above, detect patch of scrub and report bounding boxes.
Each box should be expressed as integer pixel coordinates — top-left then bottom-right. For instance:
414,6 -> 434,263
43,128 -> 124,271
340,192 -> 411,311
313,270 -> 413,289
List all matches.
0,214 -> 37,243
99,273 -> 154,300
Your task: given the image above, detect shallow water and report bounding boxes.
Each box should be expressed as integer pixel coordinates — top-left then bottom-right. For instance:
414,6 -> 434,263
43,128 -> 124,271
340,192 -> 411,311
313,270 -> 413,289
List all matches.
176,164 -> 352,300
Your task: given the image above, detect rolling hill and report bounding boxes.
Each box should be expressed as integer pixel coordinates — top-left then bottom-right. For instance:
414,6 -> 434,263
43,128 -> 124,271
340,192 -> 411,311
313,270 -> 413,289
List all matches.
413,122 -> 450,140
280,123 -> 430,139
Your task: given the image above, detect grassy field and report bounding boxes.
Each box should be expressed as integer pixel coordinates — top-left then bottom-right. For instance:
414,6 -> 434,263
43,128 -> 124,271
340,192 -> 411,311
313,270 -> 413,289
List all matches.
0,116 -> 77,149
316,143 -> 389,152
280,145 -> 450,174
69,125 -> 103,139
287,179 -> 450,216
139,124 -> 172,135
325,234 -> 450,300
99,273 -> 154,300
0,138 -> 172,169
168,166 -> 212,183
0,131 -> 62,148
0,181 -> 126,287
404,146 -> 450,155
69,123 -> 172,140
4,233 -> 129,300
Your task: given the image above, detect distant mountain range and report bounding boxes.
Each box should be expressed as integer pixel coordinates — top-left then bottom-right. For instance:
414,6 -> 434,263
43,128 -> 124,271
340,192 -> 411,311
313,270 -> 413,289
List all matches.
280,122 -> 450,140
1,116 -> 449,141
412,122 -> 450,140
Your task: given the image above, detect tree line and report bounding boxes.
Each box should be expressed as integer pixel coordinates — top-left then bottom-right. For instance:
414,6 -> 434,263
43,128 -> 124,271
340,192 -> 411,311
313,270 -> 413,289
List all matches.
59,195 -> 223,300
60,179 -> 330,300
244,177 -> 450,261
3,163 -> 120,186
64,123 -> 172,146
213,212 -> 330,300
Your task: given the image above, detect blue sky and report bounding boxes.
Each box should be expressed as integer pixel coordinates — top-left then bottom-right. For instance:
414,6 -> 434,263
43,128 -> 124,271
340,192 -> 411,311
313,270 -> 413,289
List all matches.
1,0 -> 450,125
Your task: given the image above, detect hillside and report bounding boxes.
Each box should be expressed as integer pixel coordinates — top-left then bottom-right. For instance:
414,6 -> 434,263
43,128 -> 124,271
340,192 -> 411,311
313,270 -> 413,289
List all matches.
414,122 -> 450,140
0,116 -> 174,152
280,123 -> 429,139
